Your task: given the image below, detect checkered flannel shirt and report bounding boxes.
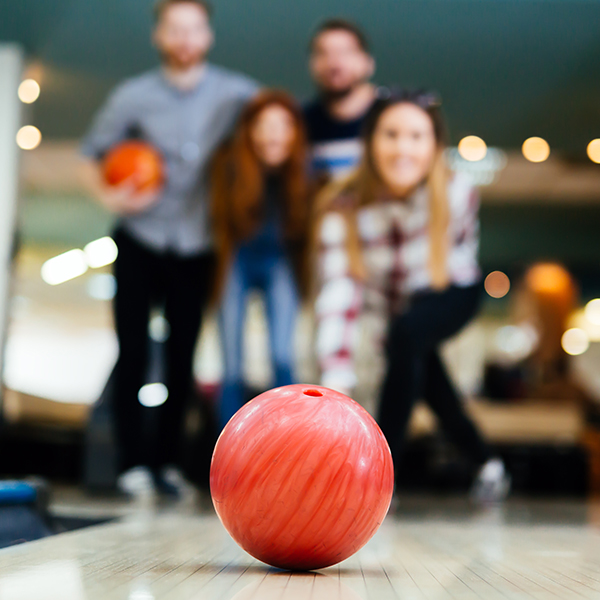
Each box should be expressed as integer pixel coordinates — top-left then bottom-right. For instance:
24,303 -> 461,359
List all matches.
315,173 -> 481,391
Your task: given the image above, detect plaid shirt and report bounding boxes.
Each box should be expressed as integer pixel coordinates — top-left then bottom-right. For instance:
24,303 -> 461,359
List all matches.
315,173 -> 481,390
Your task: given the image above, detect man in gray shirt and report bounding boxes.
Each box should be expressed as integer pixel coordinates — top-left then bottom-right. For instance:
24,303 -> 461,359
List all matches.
80,0 -> 259,498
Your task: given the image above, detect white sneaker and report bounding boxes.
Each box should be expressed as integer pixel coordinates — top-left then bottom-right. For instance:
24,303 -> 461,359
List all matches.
470,458 -> 511,504
117,466 -> 156,499
157,466 -> 195,498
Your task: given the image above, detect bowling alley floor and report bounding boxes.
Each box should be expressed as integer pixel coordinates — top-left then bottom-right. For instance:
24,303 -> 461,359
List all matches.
3,495 -> 600,599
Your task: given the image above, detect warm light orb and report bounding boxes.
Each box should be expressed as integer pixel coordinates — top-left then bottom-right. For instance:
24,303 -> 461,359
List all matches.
568,307 -> 600,343
18,79 -> 40,104
525,263 -> 572,296
485,271 -> 510,299
561,328 -> 589,356
522,137 -> 550,163
587,139 -> 600,164
458,136 -> 487,162
16,125 -> 42,150
585,299 -> 600,326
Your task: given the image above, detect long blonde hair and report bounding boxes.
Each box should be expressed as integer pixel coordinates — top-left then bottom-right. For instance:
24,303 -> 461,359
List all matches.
313,89 -> 451,290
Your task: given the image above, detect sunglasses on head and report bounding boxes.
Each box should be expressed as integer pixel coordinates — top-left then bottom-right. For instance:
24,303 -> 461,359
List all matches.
375,86 -> 442,109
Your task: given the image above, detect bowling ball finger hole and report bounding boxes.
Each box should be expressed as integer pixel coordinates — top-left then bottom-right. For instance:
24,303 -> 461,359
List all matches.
303,388 -> 323,397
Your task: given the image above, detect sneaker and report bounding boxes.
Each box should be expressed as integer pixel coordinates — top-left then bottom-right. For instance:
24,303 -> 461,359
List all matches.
117,466 -> 156,499
470,458 -> 511,504
156,466 -> 195,498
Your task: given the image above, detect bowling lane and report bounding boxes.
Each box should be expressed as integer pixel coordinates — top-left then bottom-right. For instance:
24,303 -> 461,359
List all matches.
3,499 -> 600,599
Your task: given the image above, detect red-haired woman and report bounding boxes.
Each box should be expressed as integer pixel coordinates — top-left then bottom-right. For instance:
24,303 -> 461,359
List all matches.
313,88 -> 510,502
212,91 -> 310,428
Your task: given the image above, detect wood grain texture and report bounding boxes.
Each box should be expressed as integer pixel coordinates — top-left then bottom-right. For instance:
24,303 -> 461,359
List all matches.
2,499 -> 600,599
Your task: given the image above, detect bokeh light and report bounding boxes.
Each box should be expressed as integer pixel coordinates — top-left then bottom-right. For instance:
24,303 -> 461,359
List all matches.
84,236 -> 118,268
16,125 -> 42,150
86,273 -> 117,301
525,263 -> 573,296
561,328 -> 589,356
587,139 -> 600,164
138,383 -> 169,407
568,307 -> 600,343
149,314 -> 171,343
41,250 -> 88,286
522,137 -> 550,163
485,271 -> 510,299
458,136 -> 487,162
18,79 -> 40,104
585,299 -> 600,326
495,324 -> 538,362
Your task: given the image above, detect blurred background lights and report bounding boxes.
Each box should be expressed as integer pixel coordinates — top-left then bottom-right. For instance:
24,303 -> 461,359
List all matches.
86,273 -> 117,301
568,306 -> 600,343
522,137 -> 550,163
446,146 -> 507,186
495,324 -> 538,362
485,271 -> 510,299
457,135 -> 487,162
16,125 -> 42,150
84,236 -> 118,268
18,78 -> 40,103
587,139 -> 600,164
41,249 -> 88,286
149,313 -> 170,343
585,299 -> 600,326
525,263 -> 572,296
138,383 -> 169,407
561,328 -> 589,356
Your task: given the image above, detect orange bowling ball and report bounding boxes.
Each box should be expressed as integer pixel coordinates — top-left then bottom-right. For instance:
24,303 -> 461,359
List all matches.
210,384 -> 394,571
102,140 -> 164,193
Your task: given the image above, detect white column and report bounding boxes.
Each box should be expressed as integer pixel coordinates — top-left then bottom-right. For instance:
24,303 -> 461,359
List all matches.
0,45 -> 23,394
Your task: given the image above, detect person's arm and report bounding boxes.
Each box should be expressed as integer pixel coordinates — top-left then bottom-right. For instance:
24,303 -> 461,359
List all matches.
461,186 -> 480,256
314,211 -> 364,396
79,156 -> 159,215
451,179 -> 480,272
79,84 -> 159,214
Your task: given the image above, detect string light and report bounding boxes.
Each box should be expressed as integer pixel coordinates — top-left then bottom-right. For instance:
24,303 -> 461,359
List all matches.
587,139 -> 600,164
522,137 -> 550,163
18,79 -> 40,104
16,126 -> 42,150
458,136 -> 487,162
484,271 -> 510,299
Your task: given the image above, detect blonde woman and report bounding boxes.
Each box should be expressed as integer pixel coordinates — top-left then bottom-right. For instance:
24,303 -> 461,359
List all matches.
313,88 -> 510,502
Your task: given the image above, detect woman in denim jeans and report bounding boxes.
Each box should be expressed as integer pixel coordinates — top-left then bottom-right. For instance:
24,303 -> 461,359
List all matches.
211,91 -> 310,428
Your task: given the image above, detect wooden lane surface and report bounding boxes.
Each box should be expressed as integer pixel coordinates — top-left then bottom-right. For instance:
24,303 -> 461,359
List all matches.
2,500 -> 600,599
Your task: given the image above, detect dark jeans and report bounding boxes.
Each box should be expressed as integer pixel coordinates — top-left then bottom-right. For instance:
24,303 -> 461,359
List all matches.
377,283 -> 492,472
112,228 -> 215,472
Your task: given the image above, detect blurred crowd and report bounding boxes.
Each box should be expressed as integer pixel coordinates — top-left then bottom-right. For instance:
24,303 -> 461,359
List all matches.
80,0 -> 511,502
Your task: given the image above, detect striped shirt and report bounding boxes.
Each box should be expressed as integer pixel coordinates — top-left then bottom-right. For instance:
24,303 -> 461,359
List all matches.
304,100 -> 369,182
311,139 -> 364,180
315,173 -> 481,390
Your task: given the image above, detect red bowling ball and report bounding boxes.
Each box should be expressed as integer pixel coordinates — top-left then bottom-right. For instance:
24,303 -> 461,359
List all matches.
102,140 -> 164,193
210,384 -> 394,571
